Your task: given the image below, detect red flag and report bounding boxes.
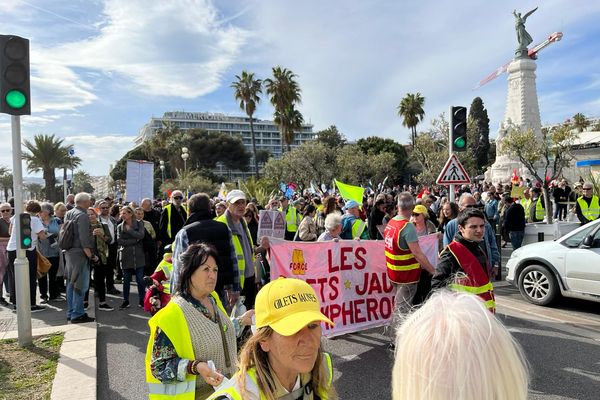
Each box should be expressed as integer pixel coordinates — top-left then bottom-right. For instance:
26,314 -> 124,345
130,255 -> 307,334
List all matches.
511,168 -> 519,184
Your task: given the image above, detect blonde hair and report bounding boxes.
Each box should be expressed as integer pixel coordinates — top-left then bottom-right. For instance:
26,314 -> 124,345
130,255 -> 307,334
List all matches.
392,291 -> 529,400
236,327 -> 334,400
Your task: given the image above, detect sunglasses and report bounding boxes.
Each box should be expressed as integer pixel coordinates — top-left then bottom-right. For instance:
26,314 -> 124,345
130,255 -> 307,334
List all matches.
173,196 -> 183,200
583,188 -> 593,191
1,209 -> 10,213
464,204 -> 477,208
412,213 -> 423,217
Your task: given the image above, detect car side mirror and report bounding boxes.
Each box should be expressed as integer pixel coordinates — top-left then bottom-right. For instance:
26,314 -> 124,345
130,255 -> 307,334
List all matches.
581,235 -> 593,248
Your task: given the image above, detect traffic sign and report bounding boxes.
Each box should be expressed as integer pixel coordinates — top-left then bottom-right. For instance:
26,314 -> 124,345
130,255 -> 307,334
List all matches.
436,154 -> 471,184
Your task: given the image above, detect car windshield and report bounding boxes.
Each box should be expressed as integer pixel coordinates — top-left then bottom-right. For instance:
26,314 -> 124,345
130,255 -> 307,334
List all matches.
562,224 -> 597,248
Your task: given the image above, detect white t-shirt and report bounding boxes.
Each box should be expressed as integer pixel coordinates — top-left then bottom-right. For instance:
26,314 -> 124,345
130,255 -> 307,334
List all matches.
6,215 -> 45,251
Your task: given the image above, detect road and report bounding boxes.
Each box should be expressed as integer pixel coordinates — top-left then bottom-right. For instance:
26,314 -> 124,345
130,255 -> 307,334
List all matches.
97,282 -> 600,400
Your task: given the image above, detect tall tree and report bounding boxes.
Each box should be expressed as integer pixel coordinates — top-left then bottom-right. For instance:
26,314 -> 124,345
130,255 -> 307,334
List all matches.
264,66 -> 302,153
356,136 -> 409,184
468,97 -> 491,173
232,71 -> 263,177
316,125 -> 346,149
397,92 -> 425,146
73,170 -> 95,194
274,104 -> 304,152
22,134 -> 81,202
571,113 -> 589,132
0,169 -> 13,201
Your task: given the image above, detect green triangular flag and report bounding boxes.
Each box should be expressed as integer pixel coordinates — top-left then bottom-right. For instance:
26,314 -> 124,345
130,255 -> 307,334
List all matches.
334,179 -> 364,204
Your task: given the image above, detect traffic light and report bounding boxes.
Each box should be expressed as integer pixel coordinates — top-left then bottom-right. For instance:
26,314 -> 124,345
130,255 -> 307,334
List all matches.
19,213 -> 32,249
0,35 -> 30,115
450,106 -> 467,152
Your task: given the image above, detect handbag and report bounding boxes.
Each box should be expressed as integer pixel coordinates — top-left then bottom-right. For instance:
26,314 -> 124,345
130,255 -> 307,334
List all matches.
36,249 -> 52,279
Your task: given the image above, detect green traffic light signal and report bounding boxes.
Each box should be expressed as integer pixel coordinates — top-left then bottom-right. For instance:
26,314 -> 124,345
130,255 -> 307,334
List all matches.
5,89 -> 26,109
454,137 -> 466,149
22,237 -> 32,247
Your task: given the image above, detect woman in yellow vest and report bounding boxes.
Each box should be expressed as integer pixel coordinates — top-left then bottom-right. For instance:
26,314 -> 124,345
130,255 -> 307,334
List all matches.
208,277 -> 336,400
146,243 -> 254,399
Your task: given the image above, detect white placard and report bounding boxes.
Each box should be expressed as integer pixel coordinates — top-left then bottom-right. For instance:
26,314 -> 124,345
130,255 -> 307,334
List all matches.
126,160 -> 154,204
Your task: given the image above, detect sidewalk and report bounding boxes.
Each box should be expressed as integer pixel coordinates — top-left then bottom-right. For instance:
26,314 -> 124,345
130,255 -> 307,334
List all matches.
0,293 -> 97,400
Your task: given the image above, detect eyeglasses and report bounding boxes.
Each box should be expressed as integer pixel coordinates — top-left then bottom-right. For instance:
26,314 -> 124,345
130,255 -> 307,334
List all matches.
412,213 -> 422,217
173,196 -> 183,200
0,209 -> 10,213
583,188 -> 593,191
464,204 -> 477,208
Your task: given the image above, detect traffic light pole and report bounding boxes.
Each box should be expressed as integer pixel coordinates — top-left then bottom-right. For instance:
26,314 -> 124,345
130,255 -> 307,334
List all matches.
448,107 -> 455,203
11,115 -> 32,346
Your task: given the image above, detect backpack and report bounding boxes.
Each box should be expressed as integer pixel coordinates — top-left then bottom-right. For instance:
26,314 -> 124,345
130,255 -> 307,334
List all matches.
58,219 -> 76,250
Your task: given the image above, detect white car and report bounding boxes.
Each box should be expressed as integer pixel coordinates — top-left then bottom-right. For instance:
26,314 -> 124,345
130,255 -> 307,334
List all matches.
506,218 -> 600,306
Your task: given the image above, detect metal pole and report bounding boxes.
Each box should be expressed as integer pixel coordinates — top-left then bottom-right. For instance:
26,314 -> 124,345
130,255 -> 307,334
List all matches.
63,167 -> 68,201
11,115 -> 32,346
448,117 -> 455,203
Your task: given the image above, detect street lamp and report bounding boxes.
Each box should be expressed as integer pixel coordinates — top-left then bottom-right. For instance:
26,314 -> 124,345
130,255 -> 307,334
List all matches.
159,160 -> 165,182
181,147 -> 189,171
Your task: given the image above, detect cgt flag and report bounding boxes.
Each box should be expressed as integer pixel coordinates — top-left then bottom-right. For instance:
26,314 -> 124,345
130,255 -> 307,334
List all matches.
334,179 -> 364,205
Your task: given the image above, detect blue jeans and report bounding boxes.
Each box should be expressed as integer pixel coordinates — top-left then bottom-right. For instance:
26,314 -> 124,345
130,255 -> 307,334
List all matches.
67,263 -> 90,320
123,267 -> 144,304
509,231 -> 525,250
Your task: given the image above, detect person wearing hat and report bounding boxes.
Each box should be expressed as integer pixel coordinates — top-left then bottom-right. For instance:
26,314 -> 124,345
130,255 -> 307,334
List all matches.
207,277 -> 336,400
575,182 -> 599,225
410,205 -> 437,237
215,201 -> 227,218
279,196 -> 302,241
158,190 -> 188,251
216,189 -> 260,309
340,200 -> 369,240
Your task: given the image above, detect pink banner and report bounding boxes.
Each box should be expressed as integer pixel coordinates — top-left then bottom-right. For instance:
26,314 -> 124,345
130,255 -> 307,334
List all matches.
269,238 -> 395,337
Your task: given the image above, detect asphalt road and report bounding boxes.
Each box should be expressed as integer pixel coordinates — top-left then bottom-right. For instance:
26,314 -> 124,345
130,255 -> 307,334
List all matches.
97,280 -> 600,400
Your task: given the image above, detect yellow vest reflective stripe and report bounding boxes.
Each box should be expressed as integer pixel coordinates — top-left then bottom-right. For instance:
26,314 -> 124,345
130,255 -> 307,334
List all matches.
215,215 -> 255,289
352,220 -> 366,239
155,256 -> 173,295
145,301 -> 196,399
207,352 -> 333,400
577,196 -> 600,221
285,206 -> 299,232
165,204 -> 187,239
521,198 -> 531,219
535,197 -> 545,220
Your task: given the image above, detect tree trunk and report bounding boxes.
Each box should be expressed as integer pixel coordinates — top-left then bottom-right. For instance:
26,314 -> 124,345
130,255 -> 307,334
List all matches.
249,117 -> 259,178
43,168 -> 57,203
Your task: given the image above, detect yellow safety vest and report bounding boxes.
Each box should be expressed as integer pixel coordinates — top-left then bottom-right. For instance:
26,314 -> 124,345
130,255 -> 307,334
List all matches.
165,204 -> 188,239
207,353 -> 333,400
215,214 -> 255,289
577,195 -> 600,221
352,219 -> 367,239
534,197 -> 545,221
155,254 -> 173,295
520,198 -> 531,220
146,294 -> 227,399
280,206 -> 299,233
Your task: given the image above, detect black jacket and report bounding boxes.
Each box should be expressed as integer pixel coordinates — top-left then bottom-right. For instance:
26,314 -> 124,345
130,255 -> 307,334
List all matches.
432,233 -> 489,289
504,203 -> 526,231
181,210 -> 236,292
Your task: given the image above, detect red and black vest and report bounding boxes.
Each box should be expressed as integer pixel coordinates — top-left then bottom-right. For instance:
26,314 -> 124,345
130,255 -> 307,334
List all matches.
446,241 -> 496,313
384,217 -> 420,284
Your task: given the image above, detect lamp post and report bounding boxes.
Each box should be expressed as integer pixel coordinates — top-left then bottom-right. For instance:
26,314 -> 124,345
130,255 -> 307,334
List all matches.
159,160 -> 165,183
181,147 -> 189,171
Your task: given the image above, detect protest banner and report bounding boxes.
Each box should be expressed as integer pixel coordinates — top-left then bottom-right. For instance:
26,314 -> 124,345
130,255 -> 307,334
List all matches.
511,186 -> 526,199
269,235 -> 439,337
258,210 -> 286,240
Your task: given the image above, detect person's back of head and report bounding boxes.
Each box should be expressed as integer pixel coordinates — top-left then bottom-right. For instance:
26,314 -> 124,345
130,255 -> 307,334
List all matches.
187,193 -> 211,216
392,291 -> 529,400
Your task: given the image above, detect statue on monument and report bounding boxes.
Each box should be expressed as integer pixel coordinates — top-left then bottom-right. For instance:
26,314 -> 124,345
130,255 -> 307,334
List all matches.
513,7 -> 538,57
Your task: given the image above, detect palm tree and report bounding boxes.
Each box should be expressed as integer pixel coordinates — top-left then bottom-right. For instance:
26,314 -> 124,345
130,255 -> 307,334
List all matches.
397,92 -> 426,146
231,71 -> 263,177
274,104 -> 304,152
264,66 -> 302,153
571,113 -> 589,132
0,171 -> 13,201
22,134 -> 81,202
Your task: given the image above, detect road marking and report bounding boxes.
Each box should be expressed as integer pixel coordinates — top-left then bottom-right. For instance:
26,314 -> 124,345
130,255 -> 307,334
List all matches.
563,367 -> 600,382
341,354 -> 359,361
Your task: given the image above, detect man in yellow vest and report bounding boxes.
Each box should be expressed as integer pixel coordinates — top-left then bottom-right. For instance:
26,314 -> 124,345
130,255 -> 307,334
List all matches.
158,190 -> 188,250
519,188 -> 532,221
341,200 -> 370,240
215,190 -> 261,309
528,187 -> 545,223
279,196 -> 301,241
576,182 -> 599,225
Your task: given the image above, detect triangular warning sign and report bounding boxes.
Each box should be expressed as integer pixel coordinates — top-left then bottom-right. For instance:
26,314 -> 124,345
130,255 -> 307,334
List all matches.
436,154 -> 471,184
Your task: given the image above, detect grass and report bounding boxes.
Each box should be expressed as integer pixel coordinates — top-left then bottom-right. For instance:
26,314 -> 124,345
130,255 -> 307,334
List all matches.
0,332 -> 65,400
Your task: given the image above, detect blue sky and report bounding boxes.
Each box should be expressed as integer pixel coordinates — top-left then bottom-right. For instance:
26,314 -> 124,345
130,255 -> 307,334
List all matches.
1,0 -> 599,176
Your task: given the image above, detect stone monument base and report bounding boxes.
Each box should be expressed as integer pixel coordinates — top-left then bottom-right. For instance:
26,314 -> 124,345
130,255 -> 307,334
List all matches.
485,156 -> 528,184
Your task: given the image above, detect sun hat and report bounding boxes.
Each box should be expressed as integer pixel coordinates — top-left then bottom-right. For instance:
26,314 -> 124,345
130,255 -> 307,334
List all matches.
413,204 -> 429,216
226,190 -> 246,204
343,200 -> 360,211
255,277 -> 334,336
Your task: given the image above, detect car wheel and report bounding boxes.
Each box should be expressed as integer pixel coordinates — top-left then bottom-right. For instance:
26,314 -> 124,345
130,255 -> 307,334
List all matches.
518,264 -> 559,306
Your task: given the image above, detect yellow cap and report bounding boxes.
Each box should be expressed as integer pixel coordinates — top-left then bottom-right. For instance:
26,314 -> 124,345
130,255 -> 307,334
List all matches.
413,204 -> 429,216
255,277 -> 334,336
